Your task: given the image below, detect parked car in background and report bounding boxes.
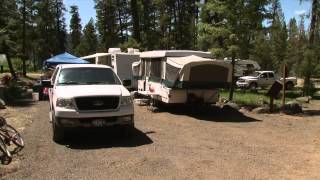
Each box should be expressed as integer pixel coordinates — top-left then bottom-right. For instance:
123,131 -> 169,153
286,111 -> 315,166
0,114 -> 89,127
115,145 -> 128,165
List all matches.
222,58 -> 261,79
236,71 -> 297,90
44,64 -> 134,142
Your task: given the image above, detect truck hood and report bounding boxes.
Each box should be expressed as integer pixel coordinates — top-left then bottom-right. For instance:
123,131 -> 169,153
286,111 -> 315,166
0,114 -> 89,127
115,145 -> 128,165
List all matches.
239,76 -> 258,80
54,85 -> 130,98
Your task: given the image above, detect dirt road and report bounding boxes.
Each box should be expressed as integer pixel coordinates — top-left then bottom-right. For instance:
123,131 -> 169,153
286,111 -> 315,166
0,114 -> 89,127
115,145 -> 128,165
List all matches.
3,101 -> 320,179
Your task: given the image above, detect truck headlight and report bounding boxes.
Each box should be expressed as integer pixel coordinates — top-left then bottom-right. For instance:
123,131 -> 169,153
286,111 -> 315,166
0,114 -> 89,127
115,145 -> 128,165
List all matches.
120,96 -> 133,106
56,98 -> 75,109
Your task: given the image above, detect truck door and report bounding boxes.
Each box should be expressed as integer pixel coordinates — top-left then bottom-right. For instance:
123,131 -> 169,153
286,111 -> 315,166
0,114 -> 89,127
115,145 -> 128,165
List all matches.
267,72 -> 276,85
258,73 -> 269,86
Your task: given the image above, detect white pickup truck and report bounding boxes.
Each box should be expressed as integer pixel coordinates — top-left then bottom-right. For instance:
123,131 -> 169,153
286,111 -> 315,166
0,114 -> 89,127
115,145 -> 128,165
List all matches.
236,71 -> 297,90
44,64 -> 134,142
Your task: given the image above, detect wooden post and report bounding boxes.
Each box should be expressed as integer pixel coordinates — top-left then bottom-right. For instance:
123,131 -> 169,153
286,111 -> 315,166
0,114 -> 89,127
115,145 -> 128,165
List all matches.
270,96 -> 274,113
229,52 -> 236,101
282,64 -> 287,107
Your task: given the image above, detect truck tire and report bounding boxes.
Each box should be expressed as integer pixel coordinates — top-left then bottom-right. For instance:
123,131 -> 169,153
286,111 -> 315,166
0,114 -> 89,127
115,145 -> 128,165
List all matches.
286,81 -> 294,90
51,112 -> 64,143
249,82 -> 258,92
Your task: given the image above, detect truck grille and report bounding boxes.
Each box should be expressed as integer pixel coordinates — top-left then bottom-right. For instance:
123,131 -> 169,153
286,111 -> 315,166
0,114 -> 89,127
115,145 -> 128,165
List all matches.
75,96 -> 119,111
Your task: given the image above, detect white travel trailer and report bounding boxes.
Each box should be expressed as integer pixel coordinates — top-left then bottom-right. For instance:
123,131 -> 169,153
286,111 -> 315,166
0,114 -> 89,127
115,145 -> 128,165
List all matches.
81,49 -> 140,90
223,58 -> 260,78
133,50 -> 232,105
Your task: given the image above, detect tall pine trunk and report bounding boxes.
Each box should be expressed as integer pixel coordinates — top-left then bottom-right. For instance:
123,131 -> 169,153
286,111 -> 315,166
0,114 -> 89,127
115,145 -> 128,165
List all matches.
22,0 -> 27,77
304,0 -> 318,95
131,0 -> 140,42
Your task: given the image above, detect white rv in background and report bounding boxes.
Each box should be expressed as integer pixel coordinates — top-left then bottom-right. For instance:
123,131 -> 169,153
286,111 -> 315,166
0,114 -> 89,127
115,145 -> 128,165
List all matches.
223,58 -> 260,78
132,50 -> 232,105
81,48 -> 140,90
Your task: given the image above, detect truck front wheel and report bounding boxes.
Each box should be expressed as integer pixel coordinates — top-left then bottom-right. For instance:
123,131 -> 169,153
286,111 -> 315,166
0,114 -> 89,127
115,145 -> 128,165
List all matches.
52,112 -> 65,143
286,82 -> 294,90
249,82 -> 258,92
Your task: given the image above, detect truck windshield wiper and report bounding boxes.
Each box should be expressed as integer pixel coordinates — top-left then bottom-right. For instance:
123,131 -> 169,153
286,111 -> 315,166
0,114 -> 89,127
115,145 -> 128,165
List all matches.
59,81 -> 80,85
84,81 -> 109,85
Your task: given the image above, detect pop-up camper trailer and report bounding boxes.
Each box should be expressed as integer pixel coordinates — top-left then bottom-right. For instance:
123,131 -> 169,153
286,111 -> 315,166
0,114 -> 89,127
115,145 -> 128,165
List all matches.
81,49 -> 140,90
133,50 -> 232,105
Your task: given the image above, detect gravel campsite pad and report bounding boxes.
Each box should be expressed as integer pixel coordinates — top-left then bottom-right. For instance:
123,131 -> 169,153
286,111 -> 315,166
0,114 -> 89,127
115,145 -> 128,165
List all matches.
1,100 -> 320,179
0,101 -> 37,176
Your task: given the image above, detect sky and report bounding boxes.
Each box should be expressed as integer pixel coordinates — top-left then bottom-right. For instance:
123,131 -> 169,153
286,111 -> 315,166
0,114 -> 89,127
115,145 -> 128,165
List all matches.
63,0 -> 311,31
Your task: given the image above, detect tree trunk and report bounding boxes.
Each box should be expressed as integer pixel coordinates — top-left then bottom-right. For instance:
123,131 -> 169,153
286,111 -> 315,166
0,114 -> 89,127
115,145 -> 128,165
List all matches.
229,52 -> 236,101
1,41 -> 17,79
22,0 -> 27,77
5,52 -> 17,80
131,0 -> 140,42
304,0 -> 318,95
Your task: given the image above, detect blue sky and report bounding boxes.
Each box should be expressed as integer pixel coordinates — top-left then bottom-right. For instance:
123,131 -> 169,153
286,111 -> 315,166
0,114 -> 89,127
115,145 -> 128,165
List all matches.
63,0 -> 311,31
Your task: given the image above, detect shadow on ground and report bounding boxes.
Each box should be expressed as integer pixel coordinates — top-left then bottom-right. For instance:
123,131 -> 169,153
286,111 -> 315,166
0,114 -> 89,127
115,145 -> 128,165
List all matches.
63,128 -> 153,150
155,105 -> 261,123
302,110 -> 320,116
6,99 -> 36,107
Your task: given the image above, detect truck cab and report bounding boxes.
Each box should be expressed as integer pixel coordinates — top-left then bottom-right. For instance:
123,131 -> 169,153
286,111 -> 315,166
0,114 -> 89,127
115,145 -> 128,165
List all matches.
236,71 -> 297,90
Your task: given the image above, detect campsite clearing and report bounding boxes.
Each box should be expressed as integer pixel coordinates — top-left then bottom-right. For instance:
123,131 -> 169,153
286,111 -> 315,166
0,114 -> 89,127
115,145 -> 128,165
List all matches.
2,100 -> 320,179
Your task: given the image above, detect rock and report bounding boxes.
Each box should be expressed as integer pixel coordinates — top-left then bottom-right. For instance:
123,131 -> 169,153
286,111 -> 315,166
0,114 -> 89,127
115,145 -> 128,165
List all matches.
252,107 -> 270,114
0,98 -> 5,109
219,97 -> 229,103
296,96 -> 311,103
223,102 -> 240,110
281,102 -> 303,115
258,98 -> 268,106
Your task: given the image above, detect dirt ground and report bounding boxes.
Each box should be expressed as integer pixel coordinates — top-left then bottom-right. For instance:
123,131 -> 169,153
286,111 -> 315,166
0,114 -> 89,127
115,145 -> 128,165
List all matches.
0,100 -> 320,179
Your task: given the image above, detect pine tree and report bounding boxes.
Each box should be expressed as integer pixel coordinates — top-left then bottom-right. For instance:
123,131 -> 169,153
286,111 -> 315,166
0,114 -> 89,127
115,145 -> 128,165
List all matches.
198,0 -> 269,58
269,0 -> 288,73
251,32 -> 272,70
52,0 -> 67,54
300,0 -> 319,95
75,18 -> 98,56
287,18 -> 300,74
140,0 -> 159,50
16,0 -> 35,76
95,0 -> 119,50
130,0 -> 141,43
0,0 -> 19,78
69,5 -> 82,54
32,0 -> 67,65
197,0 -> 231,57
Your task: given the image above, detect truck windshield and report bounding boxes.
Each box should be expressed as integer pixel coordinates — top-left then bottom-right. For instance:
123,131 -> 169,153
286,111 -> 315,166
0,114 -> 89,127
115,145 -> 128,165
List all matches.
253,71 -> 261,77
57,68 -> 121,85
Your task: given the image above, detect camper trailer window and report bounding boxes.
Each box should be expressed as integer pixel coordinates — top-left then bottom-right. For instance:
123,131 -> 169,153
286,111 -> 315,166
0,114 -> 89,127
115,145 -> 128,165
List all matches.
150,58 -> 162,82
140,60 -> 146,77
165,63 -> 180,87
144,59 -> 151,77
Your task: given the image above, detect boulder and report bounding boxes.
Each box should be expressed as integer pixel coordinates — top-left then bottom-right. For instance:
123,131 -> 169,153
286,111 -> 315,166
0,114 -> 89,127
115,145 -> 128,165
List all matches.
0,98 -> 5,109
296,96 -> 311,103
281,102 -> 303,115
223,102 -> 240,110
252,106 -> 270,114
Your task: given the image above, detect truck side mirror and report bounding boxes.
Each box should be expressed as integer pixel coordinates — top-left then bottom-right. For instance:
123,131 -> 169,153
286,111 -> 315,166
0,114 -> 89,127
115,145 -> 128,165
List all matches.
123,79 -> 131,87
41,80 -> 53,88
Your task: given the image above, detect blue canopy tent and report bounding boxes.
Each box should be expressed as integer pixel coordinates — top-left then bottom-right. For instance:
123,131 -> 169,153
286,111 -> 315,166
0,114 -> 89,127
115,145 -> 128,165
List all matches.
44,52 -> 89,68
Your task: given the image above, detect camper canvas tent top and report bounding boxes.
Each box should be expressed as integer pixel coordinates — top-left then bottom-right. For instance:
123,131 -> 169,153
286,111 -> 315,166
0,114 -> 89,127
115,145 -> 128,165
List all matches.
134,50 -> 232,104
44,52 -> 89,67
81,50 -> 140,90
